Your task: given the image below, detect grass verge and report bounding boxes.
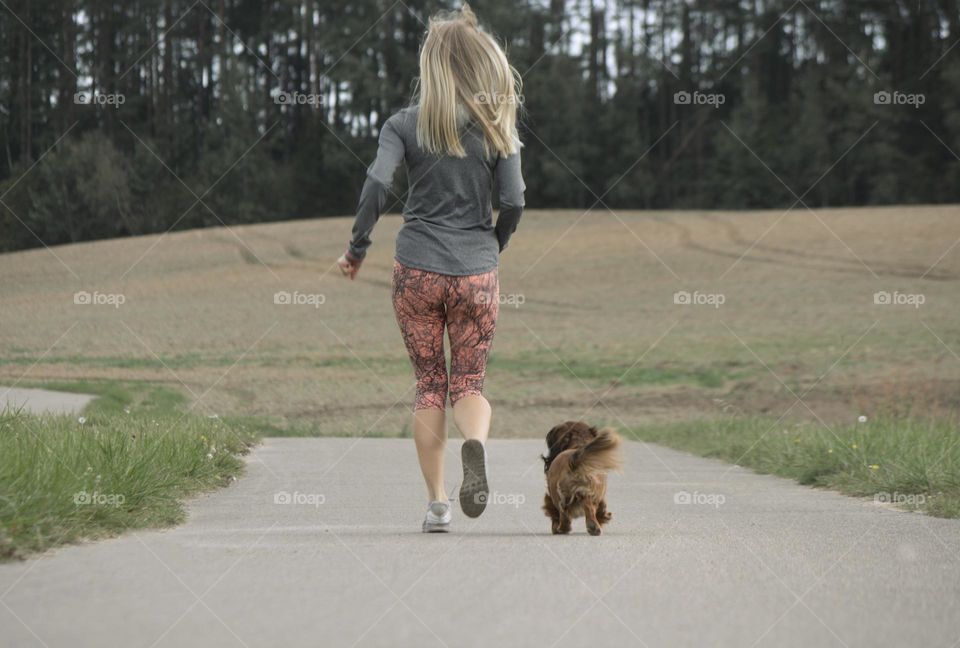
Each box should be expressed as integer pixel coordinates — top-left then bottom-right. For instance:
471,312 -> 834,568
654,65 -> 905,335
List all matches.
628,415 -> 960,518
20,379 -> 188,417
0,381 -> 259,560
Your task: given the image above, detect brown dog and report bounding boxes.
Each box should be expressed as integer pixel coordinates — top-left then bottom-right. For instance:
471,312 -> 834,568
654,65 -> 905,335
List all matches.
541,421 -> 623,535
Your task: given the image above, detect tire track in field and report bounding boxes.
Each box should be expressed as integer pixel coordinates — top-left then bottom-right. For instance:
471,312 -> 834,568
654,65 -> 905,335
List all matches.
655,213 -> 958,281
699,213 -> 958,280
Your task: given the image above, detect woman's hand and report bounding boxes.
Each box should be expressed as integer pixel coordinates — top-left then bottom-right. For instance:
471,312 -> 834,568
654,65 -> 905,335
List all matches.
338,251 -> 362,280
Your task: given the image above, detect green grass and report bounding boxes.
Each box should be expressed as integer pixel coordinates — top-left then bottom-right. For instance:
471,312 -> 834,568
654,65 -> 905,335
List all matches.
0,381 -> 260,560
3,353 -> 230,370
489,353 -> 742,388
628,416 -> 960,518
3,353 -> 409,371
6,353 -> 742,389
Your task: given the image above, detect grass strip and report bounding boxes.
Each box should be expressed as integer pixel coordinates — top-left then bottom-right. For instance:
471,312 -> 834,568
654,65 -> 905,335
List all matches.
628,415 -> 960,518
0,381 -> 259,560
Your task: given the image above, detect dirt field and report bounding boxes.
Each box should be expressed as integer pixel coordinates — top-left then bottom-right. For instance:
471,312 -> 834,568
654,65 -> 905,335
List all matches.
1,206 -> 958,437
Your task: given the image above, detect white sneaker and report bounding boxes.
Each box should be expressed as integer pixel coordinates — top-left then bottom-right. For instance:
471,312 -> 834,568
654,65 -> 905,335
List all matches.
422,500 -> 452,533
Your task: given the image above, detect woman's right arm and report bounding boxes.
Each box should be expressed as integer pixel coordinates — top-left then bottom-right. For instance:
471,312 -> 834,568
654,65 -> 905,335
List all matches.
342,114 -> 406,275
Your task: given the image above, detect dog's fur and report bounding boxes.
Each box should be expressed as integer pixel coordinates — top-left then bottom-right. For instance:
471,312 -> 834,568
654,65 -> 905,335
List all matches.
541,421 -> 622,535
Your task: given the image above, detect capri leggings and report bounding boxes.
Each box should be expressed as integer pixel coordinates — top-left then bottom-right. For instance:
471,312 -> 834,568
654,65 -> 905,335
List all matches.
392,261 -> 499,410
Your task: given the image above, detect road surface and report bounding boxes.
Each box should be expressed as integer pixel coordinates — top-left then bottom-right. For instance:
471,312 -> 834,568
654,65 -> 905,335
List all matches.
1,438 -> 958,647
0,386 -> 95,416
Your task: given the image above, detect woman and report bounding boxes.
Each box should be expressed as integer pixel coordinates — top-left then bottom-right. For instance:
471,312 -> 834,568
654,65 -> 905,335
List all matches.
337,4 -> 525,533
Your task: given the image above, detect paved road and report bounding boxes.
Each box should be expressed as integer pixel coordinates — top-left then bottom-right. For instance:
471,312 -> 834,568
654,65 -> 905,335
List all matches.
0,387 -> 95,416
1,438 -> 958,648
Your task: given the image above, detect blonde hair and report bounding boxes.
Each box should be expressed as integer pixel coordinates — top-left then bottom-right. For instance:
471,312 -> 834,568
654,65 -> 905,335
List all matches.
415,3 -> 522,159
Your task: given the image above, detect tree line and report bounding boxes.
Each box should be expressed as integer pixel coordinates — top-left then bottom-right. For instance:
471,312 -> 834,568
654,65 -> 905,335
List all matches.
1,0 -> 958,252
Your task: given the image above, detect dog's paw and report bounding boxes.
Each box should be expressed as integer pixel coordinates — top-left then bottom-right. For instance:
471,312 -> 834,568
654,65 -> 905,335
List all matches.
600,510 -> 612,523
586,522 -> 602,536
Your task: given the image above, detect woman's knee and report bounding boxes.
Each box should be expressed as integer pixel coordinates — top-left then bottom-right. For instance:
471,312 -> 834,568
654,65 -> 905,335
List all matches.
414,388 -> 447,411
449,381 -> 486,407
414,366 -> 448,410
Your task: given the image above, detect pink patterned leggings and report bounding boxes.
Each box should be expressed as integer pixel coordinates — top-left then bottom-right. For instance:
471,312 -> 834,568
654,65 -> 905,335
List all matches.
392,261 -> 499,410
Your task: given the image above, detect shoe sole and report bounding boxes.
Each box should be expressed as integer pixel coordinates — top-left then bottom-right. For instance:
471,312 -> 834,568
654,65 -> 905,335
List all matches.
422,523 -> 450,533
459,439 -> 488,518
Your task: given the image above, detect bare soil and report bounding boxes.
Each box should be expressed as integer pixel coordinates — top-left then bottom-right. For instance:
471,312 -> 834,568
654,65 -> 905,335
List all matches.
1,205 -> 958,436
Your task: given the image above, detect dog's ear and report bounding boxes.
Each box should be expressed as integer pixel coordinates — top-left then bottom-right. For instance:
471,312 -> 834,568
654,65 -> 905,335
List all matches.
545,423 -> 569,453
543,423 -> 569,473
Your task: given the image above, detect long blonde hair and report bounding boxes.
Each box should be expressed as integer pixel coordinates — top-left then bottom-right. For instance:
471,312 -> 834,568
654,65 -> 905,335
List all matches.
415,3 -> 522,159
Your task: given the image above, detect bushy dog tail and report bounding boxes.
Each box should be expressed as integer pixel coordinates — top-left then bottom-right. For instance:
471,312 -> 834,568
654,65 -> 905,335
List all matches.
570,428 -> 623,473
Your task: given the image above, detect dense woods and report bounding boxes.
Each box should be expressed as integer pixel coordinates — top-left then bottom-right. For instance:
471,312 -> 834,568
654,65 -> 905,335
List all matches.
1,0 -> 959,252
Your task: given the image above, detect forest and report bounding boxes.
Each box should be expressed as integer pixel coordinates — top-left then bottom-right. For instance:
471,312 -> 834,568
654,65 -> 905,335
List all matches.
1,0 -> 958,252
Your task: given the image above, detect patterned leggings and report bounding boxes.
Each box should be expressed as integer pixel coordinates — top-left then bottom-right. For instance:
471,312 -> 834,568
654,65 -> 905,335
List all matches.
392,261 -> 499,410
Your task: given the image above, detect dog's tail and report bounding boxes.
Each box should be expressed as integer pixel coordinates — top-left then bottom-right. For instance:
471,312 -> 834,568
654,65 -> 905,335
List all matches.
569,428 -> 623,473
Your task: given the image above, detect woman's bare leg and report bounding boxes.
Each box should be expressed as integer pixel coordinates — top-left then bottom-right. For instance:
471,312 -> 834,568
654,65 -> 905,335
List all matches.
453,394 -> 491,518
445,268 -> 498,518
413,408 -> 448,502
392,263 -> 450,504
452,394 -> 491,444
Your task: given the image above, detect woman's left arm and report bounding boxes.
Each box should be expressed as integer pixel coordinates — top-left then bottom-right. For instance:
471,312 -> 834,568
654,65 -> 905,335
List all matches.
493,142 -> 526,253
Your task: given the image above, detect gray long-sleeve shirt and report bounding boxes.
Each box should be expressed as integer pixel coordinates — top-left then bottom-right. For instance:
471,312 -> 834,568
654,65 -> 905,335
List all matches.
348,106 -> 525,276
